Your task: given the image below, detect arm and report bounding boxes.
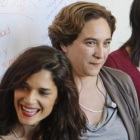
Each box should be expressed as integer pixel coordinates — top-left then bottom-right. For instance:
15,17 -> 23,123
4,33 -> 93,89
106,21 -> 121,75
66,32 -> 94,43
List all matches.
104,55 -> 118,69
127,76 -> 140,140
120,73 -> 140,139
112,70 -> 140,139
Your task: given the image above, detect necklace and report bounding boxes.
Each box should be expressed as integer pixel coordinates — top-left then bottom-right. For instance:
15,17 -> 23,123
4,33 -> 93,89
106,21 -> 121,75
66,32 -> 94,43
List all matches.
12,129 -> 20,140
79,74 -> 107,113
79,103 -> 103,113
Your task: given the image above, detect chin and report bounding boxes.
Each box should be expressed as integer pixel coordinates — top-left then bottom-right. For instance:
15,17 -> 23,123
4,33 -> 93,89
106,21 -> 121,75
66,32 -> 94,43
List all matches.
21,122 -> 38,126
88,71 -> 100,77
19,119 -> 39,126
90,74 -> 98,77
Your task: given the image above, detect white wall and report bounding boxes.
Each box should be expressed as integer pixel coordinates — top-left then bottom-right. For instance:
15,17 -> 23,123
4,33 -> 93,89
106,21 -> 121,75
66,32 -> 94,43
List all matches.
0,0 -> 133,78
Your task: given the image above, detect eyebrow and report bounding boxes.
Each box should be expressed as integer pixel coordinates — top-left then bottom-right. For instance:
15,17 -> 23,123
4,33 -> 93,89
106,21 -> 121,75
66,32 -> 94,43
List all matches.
22,82 -> 28,86
84,37 -> 112,41
39,88 -> 50,91
22,82 -> 51,91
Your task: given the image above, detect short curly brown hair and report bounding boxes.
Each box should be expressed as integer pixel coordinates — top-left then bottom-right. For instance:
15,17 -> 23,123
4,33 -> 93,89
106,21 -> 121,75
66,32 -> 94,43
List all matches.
49,1 -> 116,50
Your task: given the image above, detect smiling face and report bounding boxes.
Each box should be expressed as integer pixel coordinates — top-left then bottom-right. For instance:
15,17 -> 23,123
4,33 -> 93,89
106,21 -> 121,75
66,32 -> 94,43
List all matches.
14,70 -> 58,126
61,18 -> 111,77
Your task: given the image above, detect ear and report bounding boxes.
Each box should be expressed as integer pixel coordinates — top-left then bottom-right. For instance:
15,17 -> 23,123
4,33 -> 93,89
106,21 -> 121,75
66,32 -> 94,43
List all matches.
60,42 -> 68,53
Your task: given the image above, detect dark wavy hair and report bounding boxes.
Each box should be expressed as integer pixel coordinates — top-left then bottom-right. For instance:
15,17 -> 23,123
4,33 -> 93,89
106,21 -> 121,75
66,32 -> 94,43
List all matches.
121,0 -> 140,66
0,45 -> 86,140
49,1 -> 116,51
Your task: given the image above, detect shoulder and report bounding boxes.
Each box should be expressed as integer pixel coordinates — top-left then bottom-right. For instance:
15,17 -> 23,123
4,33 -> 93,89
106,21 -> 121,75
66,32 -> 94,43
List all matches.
0,136 -> 13,140
101,66 -> 131,82
101,66 -> 136,94
101,66 -> 140,123
0,133 -> 14,140
101,66 -> 138,105
101,66 -> 140,112
0,137 -> 5,140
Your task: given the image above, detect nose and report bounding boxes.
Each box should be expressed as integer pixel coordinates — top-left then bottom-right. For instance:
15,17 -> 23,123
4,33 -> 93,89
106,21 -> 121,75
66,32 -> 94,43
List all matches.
24,90 -> 37,104
93,45 -> 104,59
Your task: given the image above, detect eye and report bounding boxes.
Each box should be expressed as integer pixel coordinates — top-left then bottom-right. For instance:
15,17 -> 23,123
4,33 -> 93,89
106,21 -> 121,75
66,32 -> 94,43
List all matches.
39,91 -> 49,96
19,85 -> 28,91
104,41 -> 111,47
86,41 -> 96,47
16,85 -> 29,93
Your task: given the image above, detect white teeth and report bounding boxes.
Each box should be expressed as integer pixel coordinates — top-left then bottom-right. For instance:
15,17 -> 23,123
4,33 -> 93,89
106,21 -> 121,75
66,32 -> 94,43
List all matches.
22,106 -> 38,114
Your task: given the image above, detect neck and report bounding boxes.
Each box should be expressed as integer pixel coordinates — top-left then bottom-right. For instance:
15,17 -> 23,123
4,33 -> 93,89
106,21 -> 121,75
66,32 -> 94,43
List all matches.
125,46 -> 131,55
73,71 -> 98,93
14,123 -> 38,140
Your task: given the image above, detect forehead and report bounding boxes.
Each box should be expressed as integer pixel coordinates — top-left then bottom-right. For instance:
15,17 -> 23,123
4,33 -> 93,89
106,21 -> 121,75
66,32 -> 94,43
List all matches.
79,18 -> 111,40
26,70 -> 56,88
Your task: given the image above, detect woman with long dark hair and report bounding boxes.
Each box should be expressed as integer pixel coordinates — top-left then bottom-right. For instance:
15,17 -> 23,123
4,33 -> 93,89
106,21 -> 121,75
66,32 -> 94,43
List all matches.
0,45 -> 86,140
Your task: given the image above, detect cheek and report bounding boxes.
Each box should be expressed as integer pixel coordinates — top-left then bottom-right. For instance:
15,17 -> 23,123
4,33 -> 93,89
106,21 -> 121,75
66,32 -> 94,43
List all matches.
14,90 -> 20,111
107,47 -> 110,53
42,95 -> 58,110
104,48 -> 110,57
14,90 -> 19,103
14,90 -> 23,107
41,100 -> 56,116
50,96 -> 58,107
14,90 -> 22,100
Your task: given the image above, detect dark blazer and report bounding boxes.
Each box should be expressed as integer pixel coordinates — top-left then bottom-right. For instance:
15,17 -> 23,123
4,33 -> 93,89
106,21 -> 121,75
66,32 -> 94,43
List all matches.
100,66 -> 140,140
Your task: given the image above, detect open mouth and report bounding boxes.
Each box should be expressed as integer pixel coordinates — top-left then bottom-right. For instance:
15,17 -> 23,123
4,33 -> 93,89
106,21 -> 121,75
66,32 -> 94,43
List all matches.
20,105 -> 40,117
